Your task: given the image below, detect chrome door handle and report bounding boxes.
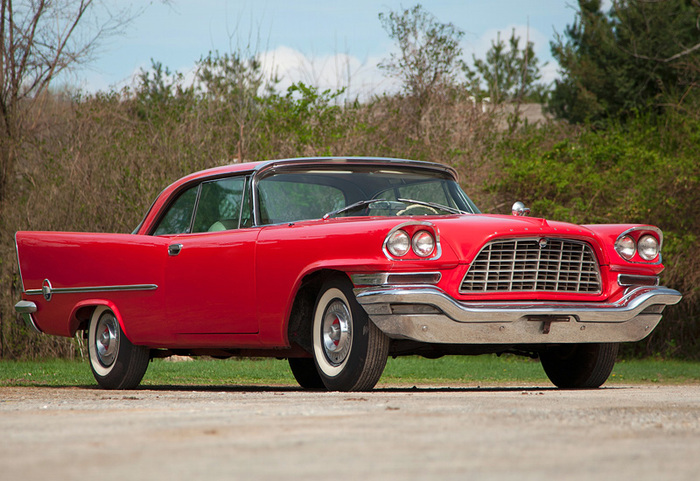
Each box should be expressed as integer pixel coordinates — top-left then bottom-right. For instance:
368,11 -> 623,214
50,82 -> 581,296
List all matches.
168,243 -> 183,256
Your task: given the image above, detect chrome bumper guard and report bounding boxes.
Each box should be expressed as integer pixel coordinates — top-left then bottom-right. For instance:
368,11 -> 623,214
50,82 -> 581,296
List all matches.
15,300 -> 42,334
354,285 -> 682,344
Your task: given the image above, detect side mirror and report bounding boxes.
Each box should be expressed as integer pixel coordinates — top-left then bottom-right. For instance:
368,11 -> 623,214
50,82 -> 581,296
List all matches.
512,201 -> 530,217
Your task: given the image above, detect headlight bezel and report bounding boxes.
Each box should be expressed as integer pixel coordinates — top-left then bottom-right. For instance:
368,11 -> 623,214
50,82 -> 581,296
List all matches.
383,222 -> 441,261
614,227 -> 663,264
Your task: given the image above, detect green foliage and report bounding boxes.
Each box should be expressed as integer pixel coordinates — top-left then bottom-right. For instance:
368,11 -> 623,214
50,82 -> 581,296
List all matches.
494,114 -> 700,358
550,0 -> 700,123
259,82 -> 348,157
465,29 -> 549,104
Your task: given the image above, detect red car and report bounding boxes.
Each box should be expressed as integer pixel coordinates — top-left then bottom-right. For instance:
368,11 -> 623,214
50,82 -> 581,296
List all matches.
14,157 -> 681,391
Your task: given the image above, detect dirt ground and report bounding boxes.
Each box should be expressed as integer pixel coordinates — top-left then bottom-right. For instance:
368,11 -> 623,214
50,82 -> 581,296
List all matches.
1,383 -> 699,481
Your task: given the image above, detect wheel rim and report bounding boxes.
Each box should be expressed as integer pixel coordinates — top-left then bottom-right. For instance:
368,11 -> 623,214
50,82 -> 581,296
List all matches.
95,313 -> 119,368
321,299 -> 352,366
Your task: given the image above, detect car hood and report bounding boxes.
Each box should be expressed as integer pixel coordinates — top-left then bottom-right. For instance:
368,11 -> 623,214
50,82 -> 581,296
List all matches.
430,214 -> 605,264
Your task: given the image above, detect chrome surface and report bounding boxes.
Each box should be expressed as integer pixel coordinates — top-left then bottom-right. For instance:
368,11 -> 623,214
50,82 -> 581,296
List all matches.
322,299 -> 352,366
382,221 -> 442,261
14,300 -> 41,334
168,243 -> 183,256
614,226 -> 663,265
42,278 -> 53,301
95,312 -> 120,367
355,285 -> 682,344
25,283 -> 158,296
511,201 -> 530,216
460,238 -> 601,294
351,272 -> 442,286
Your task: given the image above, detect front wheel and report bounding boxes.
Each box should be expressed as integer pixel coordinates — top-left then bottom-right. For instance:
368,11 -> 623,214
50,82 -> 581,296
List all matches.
312,277 -> 390,391
540,343 -> 618,389
87,306 -> 150,389
288,358 -> 326,389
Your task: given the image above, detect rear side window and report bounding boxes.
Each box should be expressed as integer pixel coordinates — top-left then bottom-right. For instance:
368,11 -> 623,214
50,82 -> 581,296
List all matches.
152,184 -> 199,235
192,177 -> 246,232
152,176 -> 248,235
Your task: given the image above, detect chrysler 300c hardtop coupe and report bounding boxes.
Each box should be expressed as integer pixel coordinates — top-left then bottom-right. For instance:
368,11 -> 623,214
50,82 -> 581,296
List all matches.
15,157 -> 681,391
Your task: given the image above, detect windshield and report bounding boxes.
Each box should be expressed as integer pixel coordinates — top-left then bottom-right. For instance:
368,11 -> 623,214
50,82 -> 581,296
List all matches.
256,165 -> 480,225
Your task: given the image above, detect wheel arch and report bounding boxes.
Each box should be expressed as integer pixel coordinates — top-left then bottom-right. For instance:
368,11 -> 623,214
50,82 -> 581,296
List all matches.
287,269 -> 350,355
69,300 -> 130,339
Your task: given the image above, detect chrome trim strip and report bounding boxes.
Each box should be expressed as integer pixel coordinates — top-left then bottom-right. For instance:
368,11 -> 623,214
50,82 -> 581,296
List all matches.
355,285 -> 682,344
351,272 -> 442,286
25,284 -> 158,296
14,301 -> 41,334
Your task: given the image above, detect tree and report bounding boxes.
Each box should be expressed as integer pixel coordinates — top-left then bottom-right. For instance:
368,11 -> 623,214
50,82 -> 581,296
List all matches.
464,28 -> 548,104
550,0 -> 700,123
378,4 -> 464,105
196,51 -> 276,162
0,0 -> 138,201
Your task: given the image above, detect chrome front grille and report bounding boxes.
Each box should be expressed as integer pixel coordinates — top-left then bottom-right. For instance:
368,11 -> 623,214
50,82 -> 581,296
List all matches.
460,238 -> 601,294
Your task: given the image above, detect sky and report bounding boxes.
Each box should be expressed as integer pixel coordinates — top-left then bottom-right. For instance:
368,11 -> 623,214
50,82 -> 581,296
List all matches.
66,1 -> 588,98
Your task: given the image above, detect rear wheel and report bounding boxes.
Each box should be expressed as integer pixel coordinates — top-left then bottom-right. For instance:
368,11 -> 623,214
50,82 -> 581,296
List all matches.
312,277 -> 389,391
540,343 -> 618,389
87,306 -> 150,389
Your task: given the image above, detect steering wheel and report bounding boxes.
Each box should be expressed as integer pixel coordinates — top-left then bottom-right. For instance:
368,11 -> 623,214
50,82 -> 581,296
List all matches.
396,203 -> 439,216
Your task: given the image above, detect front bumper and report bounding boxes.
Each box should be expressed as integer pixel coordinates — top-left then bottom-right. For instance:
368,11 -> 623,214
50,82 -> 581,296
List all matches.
354,285 -> 682,344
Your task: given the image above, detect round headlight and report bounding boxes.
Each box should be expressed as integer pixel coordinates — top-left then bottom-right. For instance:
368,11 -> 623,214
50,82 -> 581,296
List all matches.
638,234 -> 659,261
387,230 -> 410,257
412,230 -> 435,257
615,235 -> 636,260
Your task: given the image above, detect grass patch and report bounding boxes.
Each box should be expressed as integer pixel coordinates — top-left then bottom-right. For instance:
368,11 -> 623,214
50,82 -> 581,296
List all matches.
1,355 -> 699,388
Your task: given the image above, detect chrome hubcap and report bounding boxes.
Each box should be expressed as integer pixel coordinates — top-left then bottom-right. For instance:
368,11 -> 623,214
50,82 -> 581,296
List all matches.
95,313 -> 119,367
322,300 -> 352,366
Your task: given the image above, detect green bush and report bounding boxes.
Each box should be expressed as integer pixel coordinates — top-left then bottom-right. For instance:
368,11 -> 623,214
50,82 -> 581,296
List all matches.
494,114 -> 700,358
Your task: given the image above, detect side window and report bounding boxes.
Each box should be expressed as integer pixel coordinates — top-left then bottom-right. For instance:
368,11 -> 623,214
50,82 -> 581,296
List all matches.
152,184 -> 199,235
192,177 -> 246,232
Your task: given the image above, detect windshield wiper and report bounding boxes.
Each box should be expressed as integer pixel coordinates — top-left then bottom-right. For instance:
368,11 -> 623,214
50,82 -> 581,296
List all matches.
323,199 -> 388,220
397,198 -> 468,215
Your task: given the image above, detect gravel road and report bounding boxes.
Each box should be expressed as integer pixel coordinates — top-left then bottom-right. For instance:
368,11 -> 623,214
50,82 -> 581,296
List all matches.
1,384 -> 699,481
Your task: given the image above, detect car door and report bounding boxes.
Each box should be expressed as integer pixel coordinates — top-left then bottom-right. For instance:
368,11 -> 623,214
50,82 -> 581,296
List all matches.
154,175 -> 259,335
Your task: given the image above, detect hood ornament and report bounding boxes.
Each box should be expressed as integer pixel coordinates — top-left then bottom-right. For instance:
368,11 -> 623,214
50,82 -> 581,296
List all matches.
511,201 -> 530,217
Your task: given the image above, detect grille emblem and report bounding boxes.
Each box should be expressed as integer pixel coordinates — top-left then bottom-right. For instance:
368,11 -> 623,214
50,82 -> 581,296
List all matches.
539,238 -> 548,249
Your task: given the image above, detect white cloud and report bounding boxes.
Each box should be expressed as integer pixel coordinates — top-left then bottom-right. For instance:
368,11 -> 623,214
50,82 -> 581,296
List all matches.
258,46 -> 399,100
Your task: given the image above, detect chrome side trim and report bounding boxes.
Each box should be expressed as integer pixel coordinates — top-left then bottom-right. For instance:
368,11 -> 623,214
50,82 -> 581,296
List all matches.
14,301 -> 41,334
25,284 -> 158,296
351,272 -> 442,286
355,285 -> 682,344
